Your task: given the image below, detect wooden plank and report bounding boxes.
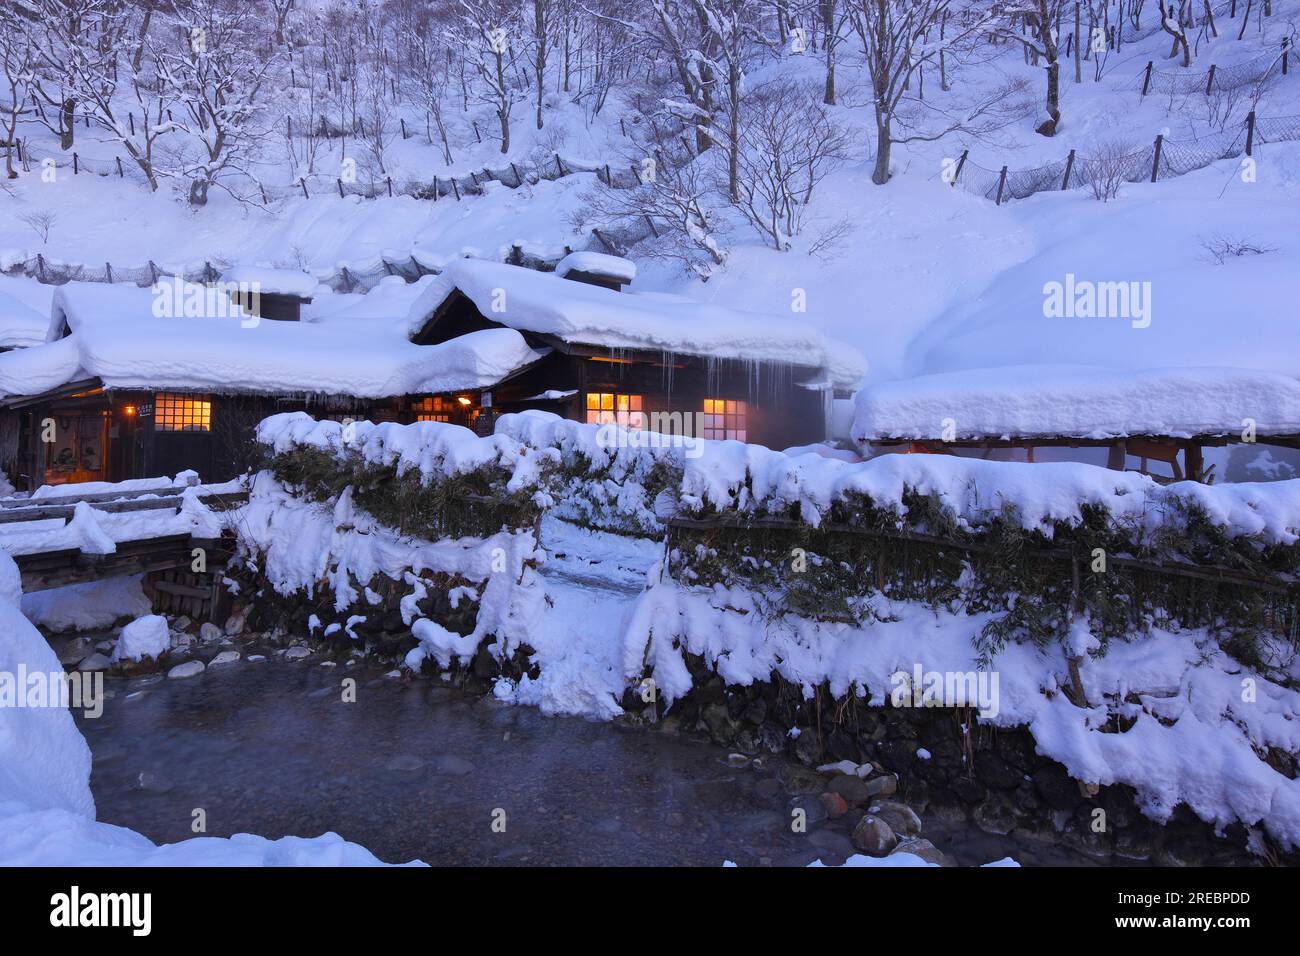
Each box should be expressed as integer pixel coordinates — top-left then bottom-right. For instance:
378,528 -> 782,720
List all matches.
0,491 -> 248,525
152,579 -> 211,599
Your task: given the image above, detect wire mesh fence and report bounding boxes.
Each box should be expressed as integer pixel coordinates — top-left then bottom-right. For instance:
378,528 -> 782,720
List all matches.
952,109 -> 1294,205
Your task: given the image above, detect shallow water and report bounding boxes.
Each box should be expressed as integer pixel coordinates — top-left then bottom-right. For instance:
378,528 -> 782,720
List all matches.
78,657 -> 858,866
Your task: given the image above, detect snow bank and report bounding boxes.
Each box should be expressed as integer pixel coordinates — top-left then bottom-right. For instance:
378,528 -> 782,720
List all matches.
624,573 -> 1300,850
0,287 -> 49,349
853,364 -> 1300,441
21,576 -> 152,633
0,553 -> 413,866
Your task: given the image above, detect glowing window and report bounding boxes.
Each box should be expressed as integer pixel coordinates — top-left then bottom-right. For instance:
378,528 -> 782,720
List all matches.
411,396 -> 451,423
702,398 -> 746,441
155,394 -> 211,432
585,392 -> 643,427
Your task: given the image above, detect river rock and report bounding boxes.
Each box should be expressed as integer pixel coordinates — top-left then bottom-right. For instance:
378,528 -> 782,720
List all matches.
869,800 -> 922,837
77,652 -> 113,672
224,613 -> 246,636
820,792 -> 849,819
433,754 -> 475,776
284,646 -> 311,660
973,791 -> 1018,836
209,650 -> 240,666
726,753 -> 751,768
386,755 -> 425,772
827,774 -> 871,806
198,623 -> 223,643
787,794 -> 828,830
167,660 -> 205,679
850,814 -> 898,857
57,638 -> 91,666
864,773 -> 898,797
892,838 -> 954,867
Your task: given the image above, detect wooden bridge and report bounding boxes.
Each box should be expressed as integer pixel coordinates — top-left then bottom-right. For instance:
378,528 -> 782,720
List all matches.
0,477 -> 248,619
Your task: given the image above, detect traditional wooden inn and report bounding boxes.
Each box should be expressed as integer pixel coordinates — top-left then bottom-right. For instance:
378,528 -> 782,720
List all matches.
0,255 -> 862,491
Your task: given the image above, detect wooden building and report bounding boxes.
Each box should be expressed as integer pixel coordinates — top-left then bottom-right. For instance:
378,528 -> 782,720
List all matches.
0,257 -> 859,492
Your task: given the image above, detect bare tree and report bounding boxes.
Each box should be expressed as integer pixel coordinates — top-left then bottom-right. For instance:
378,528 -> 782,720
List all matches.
457,0 -> 525,154
852,0 -> 1013,182
733,79 -> 850,249
0,6 -> 35,178
532,0 -> 552,129
1159,0 -> 1191,66
584,143 -> 727,277
996,0 -> 1068,136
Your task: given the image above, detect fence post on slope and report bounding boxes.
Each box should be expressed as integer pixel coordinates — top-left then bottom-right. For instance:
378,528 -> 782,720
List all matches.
1284,38 -> 1290,75
554,153 -> 567,177
472,121 -> 481,143
115,157 -> 123,178
37,254 -> 46,281
72,152 -> 78,174
1245,111 -> 1256,156
400,117 -> 408,139
510,161 -> 521,186
1062,149 -> 1076,189
386,176 -> 392,197
1141,60 -> 1153,96
1150,134 -> 1163,182
951,148 -> 968,186
300,178 -> 309,199
604,164 -> 612,185
105,262 -> 113,283
148,260 -> 158,285
1205,64 -> 1216,95
451,178 -> 460,200
432,175 -> 438,200
336,178 -> 344,198
644,214 -> 659,238
994,165 -> 1008,204
129,113 -> 135,136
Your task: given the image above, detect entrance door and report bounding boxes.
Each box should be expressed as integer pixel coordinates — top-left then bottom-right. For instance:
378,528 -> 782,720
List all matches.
43,412 -> 109,485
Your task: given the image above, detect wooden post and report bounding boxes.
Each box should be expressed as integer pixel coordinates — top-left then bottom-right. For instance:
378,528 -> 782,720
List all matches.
1141,60 -> 1153,96
115,157 -> 123,178
337,178 -> 344,197
1245,110 -> 1256,156
432,175 -> 438,199
472,121 -> 481,143
950,148 -> 968,187
300,178 -> 309,199
604,164 -> 612,184
386,176 -> 392,197
1284,38 -> 1290,75
554,152 -> 567,177
105,262 -> 113,283
1150,134 -> 1163,182
509,161 -> 521,185
1184,442 -> 1204,483
1106,440 -> 1127,472
644,214 -> 659,238
1205,64 -> 1216,94
72,152 -> 78,174
129,113 -> 135,136
36,254 -> 45,281
1061,149 -> 1076,189
994,165 -> 1008,204
148,260 -> 159,284
451,178 -> 460,200
400,117 -> 407,139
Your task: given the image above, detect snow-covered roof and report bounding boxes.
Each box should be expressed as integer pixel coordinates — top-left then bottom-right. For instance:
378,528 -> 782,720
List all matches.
407,258 -> 865,384
219,266 -> 320,299
852,364 -> 1300,443
0,283 -> 543,401
0,287 -> 48,350
555,251 -> 637,283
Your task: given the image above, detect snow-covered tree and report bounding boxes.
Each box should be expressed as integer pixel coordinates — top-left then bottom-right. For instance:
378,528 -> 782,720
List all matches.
157,0 -> 279,205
